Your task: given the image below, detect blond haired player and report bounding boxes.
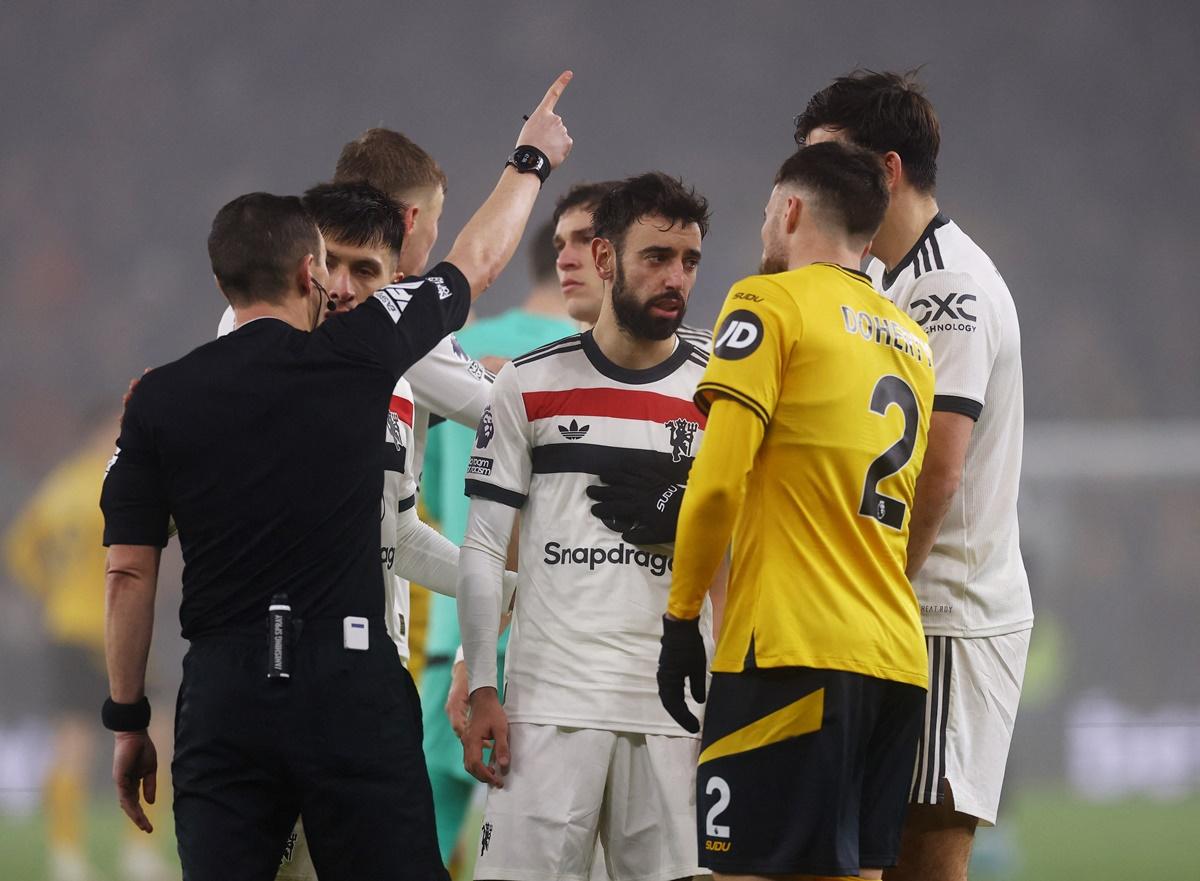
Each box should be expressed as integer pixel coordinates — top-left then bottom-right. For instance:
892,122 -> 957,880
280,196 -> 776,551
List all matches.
659,142 -> 934,880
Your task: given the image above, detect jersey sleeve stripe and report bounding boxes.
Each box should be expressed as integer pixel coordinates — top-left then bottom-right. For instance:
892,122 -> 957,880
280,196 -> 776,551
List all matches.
512,342 -> 583,367
389,394 -> 414,427
694,382 -> 770,426
929,231 -> 944,270
522,388 -> 707,427
530,443 -> 693,481
932,394 -> 983,421
397,495 -> 416,513
512,335 -> 583,365
464,479 -> 527,509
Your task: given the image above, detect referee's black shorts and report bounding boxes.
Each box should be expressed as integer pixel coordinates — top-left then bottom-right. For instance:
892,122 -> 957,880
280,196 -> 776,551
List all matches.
696,666 -> 925,877
171,619 -> 447,881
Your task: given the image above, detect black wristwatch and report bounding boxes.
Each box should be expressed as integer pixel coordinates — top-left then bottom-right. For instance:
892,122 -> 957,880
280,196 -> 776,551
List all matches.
505,145 -> 551,186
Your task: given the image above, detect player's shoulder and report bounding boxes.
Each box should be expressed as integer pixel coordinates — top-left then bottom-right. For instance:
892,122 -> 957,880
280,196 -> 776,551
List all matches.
889,216 -> 1012,303
511,332 -> 585,369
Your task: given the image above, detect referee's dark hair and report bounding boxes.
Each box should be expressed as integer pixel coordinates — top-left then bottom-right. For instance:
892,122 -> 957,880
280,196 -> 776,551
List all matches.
592,172 -> 711,251
303,182 -> 407,258
793,69 -> 940,193
208,193 -> 321,307
774,142 -> 890,243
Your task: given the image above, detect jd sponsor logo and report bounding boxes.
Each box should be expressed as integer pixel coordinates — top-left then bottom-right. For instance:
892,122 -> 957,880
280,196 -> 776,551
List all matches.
544,541 -> 673,577
713,309 -> 763,360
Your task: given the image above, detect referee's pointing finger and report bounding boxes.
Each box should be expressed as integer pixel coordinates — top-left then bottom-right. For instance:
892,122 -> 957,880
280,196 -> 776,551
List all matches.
536,70 -> 573,114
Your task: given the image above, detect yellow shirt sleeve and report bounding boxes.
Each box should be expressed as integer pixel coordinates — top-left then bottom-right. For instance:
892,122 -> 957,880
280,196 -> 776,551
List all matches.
666,396 -> 765,619
695,275 -> 799,425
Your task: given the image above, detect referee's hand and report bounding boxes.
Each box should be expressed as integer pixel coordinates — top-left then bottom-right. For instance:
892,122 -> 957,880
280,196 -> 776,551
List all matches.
515,70 -> 574,169
657,614 -> 707,734
463,687 -> 510,787
112,730 -> 157,833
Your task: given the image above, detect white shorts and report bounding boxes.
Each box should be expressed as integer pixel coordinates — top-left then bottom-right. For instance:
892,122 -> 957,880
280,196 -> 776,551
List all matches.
474,722 -> 706,881
911,630 -> 1031,825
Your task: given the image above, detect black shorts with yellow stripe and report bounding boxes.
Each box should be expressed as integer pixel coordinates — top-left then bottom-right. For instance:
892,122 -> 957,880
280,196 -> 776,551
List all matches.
696,666 -> 925,876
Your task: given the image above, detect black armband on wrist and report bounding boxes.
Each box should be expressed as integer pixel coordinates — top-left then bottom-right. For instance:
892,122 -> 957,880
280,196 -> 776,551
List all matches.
102,696 -> 151,732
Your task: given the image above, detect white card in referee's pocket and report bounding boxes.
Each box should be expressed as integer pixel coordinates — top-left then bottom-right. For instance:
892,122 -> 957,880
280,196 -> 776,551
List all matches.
343,616 -> 369,651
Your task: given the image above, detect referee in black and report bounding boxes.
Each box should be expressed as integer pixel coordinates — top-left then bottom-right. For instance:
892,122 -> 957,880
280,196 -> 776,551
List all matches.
98,72 -> 573,881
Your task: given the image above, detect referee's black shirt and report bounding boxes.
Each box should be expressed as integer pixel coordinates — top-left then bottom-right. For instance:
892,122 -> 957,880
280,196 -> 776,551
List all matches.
101,264 -> 470,639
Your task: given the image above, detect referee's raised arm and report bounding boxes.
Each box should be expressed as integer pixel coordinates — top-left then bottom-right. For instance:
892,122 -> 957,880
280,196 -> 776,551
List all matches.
446,70 -> 573,298
330,70 -> 575,379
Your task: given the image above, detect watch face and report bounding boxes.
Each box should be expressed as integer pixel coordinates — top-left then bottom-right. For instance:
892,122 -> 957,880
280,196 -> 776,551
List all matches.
515,150 -> 543,170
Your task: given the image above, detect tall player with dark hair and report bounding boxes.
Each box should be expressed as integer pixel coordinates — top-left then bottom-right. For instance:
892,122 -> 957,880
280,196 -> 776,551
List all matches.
660,141 -> 935,880
795,71 -> 1033,881
457,173 -> 719,881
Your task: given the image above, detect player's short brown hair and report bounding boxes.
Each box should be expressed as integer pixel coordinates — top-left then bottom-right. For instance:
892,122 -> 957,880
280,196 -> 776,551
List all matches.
794,69 -> 940,193
208,193 -> 321,306
774,142 -> 890,242
333,128 -> 447,199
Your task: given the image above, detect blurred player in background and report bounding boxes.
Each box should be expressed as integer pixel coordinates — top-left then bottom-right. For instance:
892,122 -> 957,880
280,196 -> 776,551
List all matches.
418,213 -> 578,864
458,172 -> 718,881
660,141 -> 934,880
796,71 -> 1033,881
5,411 -> 171,881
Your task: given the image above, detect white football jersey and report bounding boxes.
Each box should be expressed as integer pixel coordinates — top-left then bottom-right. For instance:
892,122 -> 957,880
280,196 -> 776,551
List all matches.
381,378 -> 417,660
868,214 -> 1032,637
466,331 -> 714,736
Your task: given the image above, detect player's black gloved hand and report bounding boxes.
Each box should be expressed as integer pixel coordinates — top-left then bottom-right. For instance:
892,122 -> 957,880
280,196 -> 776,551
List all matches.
657,614 -> 707,734
586,462 -> 688,545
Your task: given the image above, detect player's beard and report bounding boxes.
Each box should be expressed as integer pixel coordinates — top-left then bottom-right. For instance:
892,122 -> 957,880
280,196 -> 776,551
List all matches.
759,237 -> 789,274
611,259 -> 687,341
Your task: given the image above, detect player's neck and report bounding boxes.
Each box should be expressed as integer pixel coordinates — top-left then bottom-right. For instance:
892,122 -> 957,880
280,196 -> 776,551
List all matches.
786,231 -> 866,274
592,307 -> 677,370
522,282 -> 571,318
872,189 -> 940,271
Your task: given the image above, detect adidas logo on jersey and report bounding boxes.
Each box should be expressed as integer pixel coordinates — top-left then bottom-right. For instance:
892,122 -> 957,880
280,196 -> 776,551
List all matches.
558,419 -> 590,440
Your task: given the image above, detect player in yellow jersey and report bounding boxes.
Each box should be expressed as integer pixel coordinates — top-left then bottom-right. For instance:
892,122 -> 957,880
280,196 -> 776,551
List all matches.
5,412 -> 172,881
658,141 -> 935,881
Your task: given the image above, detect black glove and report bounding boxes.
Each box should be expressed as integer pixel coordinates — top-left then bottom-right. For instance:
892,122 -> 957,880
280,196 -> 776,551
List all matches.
586,462 -> 688,545
657,614 -> 707,733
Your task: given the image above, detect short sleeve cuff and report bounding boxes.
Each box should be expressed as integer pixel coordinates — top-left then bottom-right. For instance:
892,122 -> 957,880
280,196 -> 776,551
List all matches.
933,394 -> 983,421
464,479 -> 527,509
695,383 -> 770,425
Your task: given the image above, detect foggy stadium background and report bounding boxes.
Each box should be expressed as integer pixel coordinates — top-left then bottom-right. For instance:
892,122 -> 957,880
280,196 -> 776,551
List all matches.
1,2 -> 1197,877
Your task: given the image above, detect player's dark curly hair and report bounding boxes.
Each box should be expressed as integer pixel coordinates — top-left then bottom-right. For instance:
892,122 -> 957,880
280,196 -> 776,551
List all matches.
208,193 -> 321,306
774,142 -> 890,241
793,69 -> 940,193
302,181 -> 407,257
592,172 -> 711,249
